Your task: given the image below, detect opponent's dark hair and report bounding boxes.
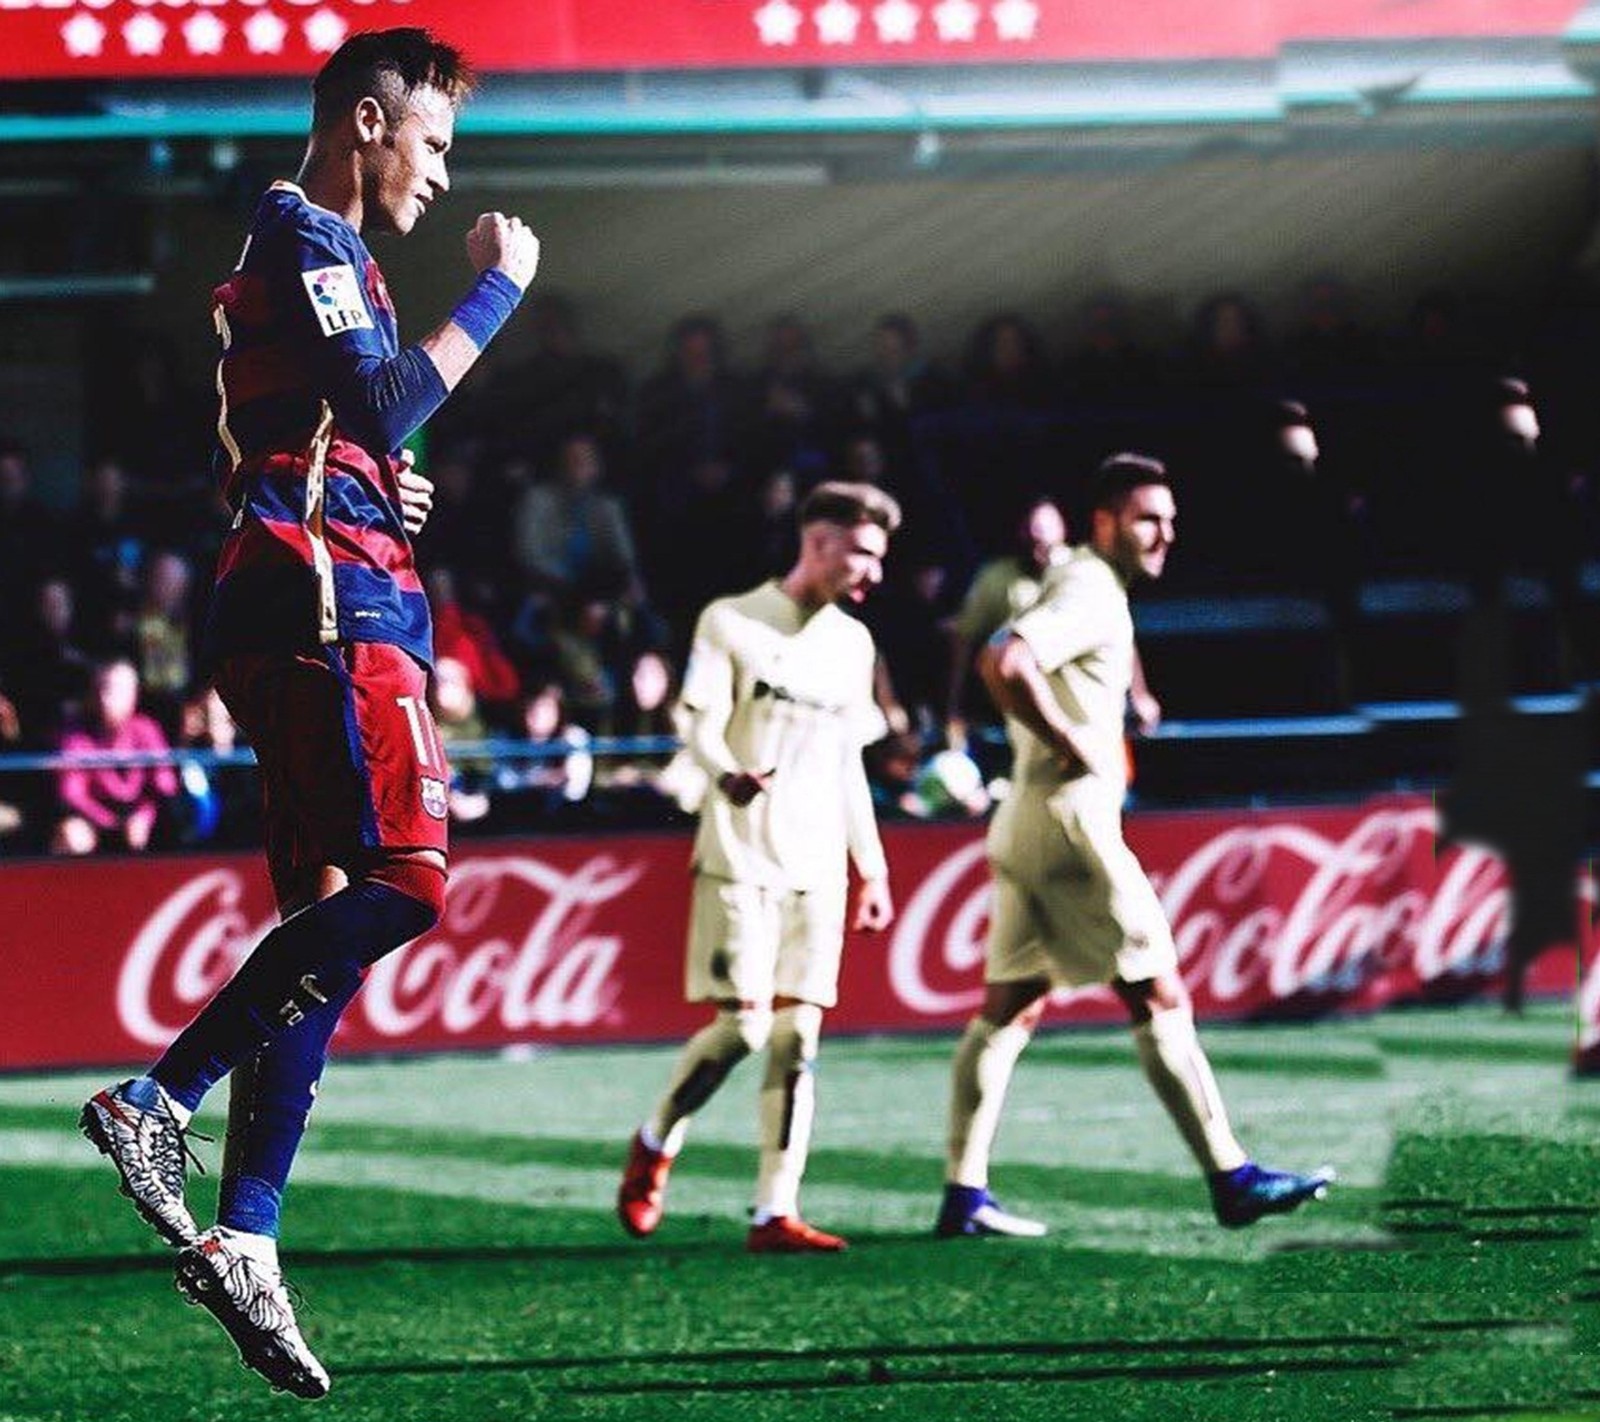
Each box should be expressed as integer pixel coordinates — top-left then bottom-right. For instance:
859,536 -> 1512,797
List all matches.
799,481 -> 903,535
1088,452 -> 1169,513
312,29 -> 474,133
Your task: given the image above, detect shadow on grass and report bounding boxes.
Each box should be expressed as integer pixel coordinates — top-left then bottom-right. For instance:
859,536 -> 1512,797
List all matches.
341,1330 -> 1403,1390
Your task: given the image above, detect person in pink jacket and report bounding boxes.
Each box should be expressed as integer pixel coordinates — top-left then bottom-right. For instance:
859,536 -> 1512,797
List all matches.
52,657 -> 178,854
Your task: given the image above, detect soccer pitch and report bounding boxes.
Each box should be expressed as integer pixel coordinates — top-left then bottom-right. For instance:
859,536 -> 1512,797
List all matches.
0,1002 -> 1595,1422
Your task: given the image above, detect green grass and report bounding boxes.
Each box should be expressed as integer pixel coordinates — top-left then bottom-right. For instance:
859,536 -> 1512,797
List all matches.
0,1002 -> 1595,1422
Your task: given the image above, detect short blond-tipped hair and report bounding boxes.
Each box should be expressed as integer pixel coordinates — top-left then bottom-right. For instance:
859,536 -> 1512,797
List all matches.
798,480 -> 902,536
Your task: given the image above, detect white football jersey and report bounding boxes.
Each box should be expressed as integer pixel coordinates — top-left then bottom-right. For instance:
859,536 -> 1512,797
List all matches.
680,580 -> 887,891
1000,545 -> 1134,794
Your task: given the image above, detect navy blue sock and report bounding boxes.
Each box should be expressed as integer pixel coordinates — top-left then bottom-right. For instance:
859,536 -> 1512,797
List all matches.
217,1175 -> 283,1238
121,1076 -> 166,1112
217,971 -> 362,1239
152,881 -> 435,1112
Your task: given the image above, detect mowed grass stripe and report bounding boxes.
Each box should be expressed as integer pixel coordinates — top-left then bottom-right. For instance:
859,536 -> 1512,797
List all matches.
0,1132 -> 1375,1263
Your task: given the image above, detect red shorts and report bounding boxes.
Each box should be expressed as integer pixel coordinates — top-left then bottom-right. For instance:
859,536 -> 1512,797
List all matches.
216,643 -> 450,881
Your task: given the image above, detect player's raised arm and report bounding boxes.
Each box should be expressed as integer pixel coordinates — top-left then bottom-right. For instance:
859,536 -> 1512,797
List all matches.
303,211 -> 537,454
419,211 -> 541,389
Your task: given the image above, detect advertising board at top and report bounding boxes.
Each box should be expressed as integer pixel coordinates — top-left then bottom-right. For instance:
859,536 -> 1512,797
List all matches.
0,1 -> 1581,82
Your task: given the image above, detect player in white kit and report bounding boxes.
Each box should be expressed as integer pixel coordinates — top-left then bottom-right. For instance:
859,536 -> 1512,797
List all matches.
619,482 -> 899,1253
936,453 -> 1334,1238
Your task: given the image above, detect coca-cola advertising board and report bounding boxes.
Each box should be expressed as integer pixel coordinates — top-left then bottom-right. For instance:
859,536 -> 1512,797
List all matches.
0,1 -> 1579,82
0,796 -> 1575,1072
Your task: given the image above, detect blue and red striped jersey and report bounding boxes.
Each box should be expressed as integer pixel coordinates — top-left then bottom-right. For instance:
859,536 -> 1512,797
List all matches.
207,181 -> 437,668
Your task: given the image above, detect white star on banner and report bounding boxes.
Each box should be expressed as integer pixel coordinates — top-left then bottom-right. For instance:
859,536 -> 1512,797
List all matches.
992,0 -> 1039,41
123,13 -> 166,57
183,12 -> 227,56
243,10 -> 289,55
61,12 -> 106,58
813,0 -> 861,45
753,0 -> 803,45
873,0 -> 920,43
303,9 -> 348,55
932,0 -> 980,41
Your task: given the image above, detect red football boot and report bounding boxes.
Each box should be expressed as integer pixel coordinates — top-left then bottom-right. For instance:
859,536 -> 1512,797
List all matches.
617,1130 -> 675,1238
745,1216 -> 848,1253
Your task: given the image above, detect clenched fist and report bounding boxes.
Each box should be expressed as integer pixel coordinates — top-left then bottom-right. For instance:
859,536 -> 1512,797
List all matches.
466,211 -> 539,290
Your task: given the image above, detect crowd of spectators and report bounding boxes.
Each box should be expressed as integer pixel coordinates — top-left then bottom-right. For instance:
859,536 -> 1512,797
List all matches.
5,276 -> 1600,854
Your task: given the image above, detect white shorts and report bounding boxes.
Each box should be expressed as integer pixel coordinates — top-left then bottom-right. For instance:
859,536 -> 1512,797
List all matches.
985,781 -> 1177,989
685,873 -> 847,1008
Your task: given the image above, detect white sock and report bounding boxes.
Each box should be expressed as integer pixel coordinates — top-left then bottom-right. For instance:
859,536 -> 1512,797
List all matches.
1132,1006 -> 1248,1174
754,1004 -> 823,1221
215,1225 -> 279,1270
946,1017 -> 1033,1189
646,1007 -> 772,1157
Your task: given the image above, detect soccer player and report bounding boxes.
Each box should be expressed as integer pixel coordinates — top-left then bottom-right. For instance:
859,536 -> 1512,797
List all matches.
945,496 -> 1160,752
79,29 -> 538,1396
618,482 -> 900,1253
936,454 -> 1333,1238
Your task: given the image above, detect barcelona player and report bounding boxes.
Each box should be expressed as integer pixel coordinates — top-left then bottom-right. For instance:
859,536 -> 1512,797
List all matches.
79,28 -> 537,1397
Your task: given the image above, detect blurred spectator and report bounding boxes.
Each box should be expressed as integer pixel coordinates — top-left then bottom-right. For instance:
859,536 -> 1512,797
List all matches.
848,313 -> 957,507
1284,275 -> 1374,387
511,432 -> 642,603
132,549 -> 195,733
649,452 -> 754,636
427,566 -> 523,724
1183,292 -> 1270,395
52,658 -> 178,855
943,497 -> 1069,740
1063,293 -> 1164,407
1398,288 -> 1490,382
840,430 -> 890,487
549,591 -> 669,737
1261,398 -> 1365,617
851,312 -> 956,436
88,332 -> 212,492
1458,377 -> 1575,607
866,556 -> 958,741
414,444 -> 512,603
506,679 -> 595,813
6,578 -> 91,747
429,654 -> 494,823
746,467 -> 801,580
962,311 -> 1054,411
64,456 -> 147,648
635,314 -> 750,508
0,679 -> 22,844
866,729 -> 928,817
750,314 -> 841,482
171,683 -> 242,848
465,291 -> 630,463
0,440 -> 62,615
179,685 -> 237,756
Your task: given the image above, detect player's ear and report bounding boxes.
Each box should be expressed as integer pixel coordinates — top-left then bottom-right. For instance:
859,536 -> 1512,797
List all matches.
353,96 -> 387,147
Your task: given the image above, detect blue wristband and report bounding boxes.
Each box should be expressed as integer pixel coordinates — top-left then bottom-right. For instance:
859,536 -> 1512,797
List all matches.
451,268 -> 523,351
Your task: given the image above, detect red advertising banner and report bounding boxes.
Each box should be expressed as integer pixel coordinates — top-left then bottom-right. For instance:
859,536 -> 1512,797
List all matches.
0,796 -> 1575,1071
0,1 -> 1580,82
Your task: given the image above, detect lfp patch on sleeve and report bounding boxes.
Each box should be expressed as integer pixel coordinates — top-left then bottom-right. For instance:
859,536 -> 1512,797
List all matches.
301,263 -> 375,337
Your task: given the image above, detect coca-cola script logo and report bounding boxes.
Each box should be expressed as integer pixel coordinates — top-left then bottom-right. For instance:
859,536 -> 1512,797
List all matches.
117,854 -> 642,1048
888,803 -> 1512,1020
